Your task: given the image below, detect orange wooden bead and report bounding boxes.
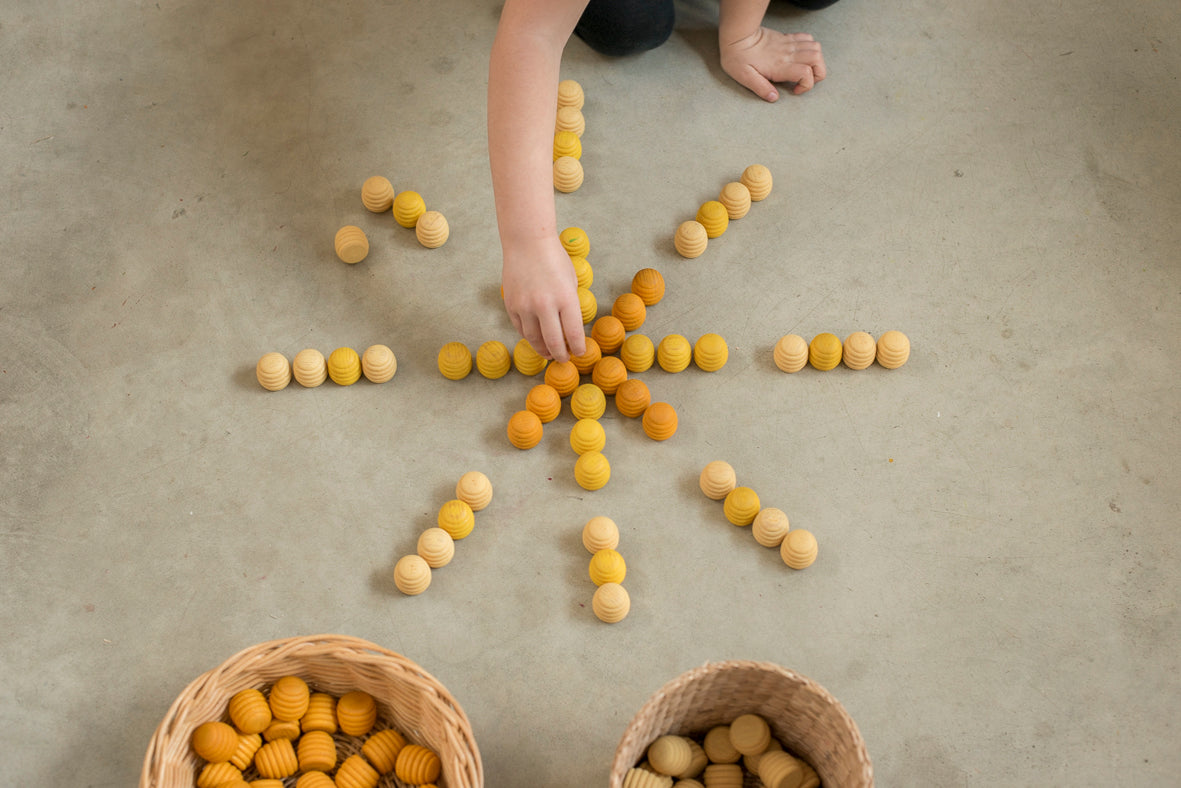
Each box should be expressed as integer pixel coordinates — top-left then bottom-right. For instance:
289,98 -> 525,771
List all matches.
544,360 -> 580,397
570,336 -> 602,375
591,315 -> 626,355
591,356 -> 627,395
642,402 -> 678,441
630,268 -> 665,306
507,409 -> 544,449
395,744 -> 442,785
612,292 -> 647,331
614,378 -> 651,418
525,383 -> 562,423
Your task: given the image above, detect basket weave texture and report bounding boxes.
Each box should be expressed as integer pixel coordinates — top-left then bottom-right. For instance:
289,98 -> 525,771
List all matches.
610,660 -> 872,788
141,634 -> 483,788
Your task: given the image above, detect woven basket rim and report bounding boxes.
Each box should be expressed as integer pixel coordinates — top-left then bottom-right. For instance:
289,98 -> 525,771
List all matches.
140,633 -> 483,788
610,659 -> 872,788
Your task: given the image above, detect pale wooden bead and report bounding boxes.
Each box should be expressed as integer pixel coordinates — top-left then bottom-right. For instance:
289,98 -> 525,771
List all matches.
555,105 -> 585,135
592,581 -> 630,623
256,352 -> 290,391
718,181 -> 751,219
417,527 -> 455,568
415,210 -> 449,248
455,470 -> 493,511
842,331 -> 876,370
557,79 -> 585,109
752,507 -> 790,548
741,164 -> 773,201
773,334 -> 809,373
876,329 -> 911,368
292,348 -> 328,387
554,155 -> 584,192
781,528 -> 818,569
699,461 -> 737,501
361,344 -> 397,383
647,735 -> 693,776
361,175 -> 394,212
674,220 -> 707,258
394,554 -> 431,595
334,225 -> 369,263
729,713 -> 772,756
702,725 -> 740,764
582,515 -> 620,553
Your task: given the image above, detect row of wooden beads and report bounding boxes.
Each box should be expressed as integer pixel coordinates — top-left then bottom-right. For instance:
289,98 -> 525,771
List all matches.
554,78 -> 586,192
583,515 -> 631,623
624,714 -> 820,788
256,345 -> 397,391
674,164 -> 774,259
699,461 -> 818,570
393,471 -> 493,596
773,330 -> 910,372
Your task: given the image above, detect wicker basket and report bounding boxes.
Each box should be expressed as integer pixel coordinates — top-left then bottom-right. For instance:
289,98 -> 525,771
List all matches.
141,634 -> 483,788
610,660 -> 872,788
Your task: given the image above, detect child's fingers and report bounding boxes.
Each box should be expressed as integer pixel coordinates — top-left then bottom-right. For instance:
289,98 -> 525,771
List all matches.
734,64 -> 780,103
560,308 -> 587,358
538,310 -> 571,362
783,63 -> 816,93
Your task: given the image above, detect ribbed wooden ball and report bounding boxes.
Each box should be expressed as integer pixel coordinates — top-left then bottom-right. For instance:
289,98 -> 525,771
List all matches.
647,735 -> 693,776
589,547 -> 626,585
781,528 -> 818,569
335,753 -> 379,788
592,582 -> 630,623
437,341 -> 472,380
476,340 -> 512,379
743,737 -> 782,775
570,418 -> 607,455
808,332 -> 843,371
578,285 -> 598,324
262,719 -> 300,741
723,486 -> 760,526
300,693 -> 336,733
699,460 -> 736,501
455,470 -> 493,511
702,763 -> 743,788
571,383 -> 607,420
544,360 -> 580,398
591,315 -> 625,355
292,348 -> 328,387
757,750 -> 805,788
842,330 -> 876,370
525,383 -> 562,423
773,334 -> 809,373
361,728 -> 407,774
630,267 -> 665,306
729,713 -> 772,756
415,210 -> 449,248
642,401 -> 678,441
393,554 -> 431,595
197,762 -> 242,788
657,334 -> 692,372
254,738 -> 298,779
718,181 -> 751,219
582,515 -> 620,553
327,347 -> 361,386
612,292 -> 647,331
622,768 -> 672,788
615,378 -> 651,418
555,105 -> 585,135
296,729 -> 337,773
228,688 -> 271,734
560,225 -> 590,258
268,675 -> 309,721
752,507 -> 790,548
256,352 -> 291,391
513,338 -> 548,376
334,225 -> 369,264
395,744 -> 442,785
695,200 -> 729,239
570,336 -> 602,375
575,450 -> 611,491
554,155 -> 584,192
591,356 -> 628,395
437,499 -> 475,540
361,344 -> 397,383
553,131 -> 583,162
392,190 -> 425,228
877,329 -> 911,368
571,254 -> 593,288
682,740 -> 709,778
620,333 -> 655,372
294,772 -> 334,788
674,220 -> 708,258
741,164 -> 773,201
693,333 -> 729,372
336,691 -> 377,736
191,721 -> 238,763
702,726 -> 740,764
361,175 -> 394,212
507,409 -> 544,449
557,78 -> 585,109
417,527 -> 455,568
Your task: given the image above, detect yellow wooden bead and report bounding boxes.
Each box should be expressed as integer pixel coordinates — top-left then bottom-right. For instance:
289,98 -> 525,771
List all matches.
262,719 -> 300,742
437,499 -> 475,540
560,226 -> 590,258
808,332 -> 842,371
570,418 -> 607,455
657,334 -> 692,373
723,487 -> 760,526
228,688 -> 271,734
334,225 -> 369,264
575,450 -> 611,491
577,286 -> 598,324
570,383 -> 606,420
695,200 -> 729,238
620,334 -> 655,373
254,738 -> 298,779
256,352 -> 290,391
476,340 -> 512,379
300,693 -> 337,734
571,255 -> 593,288
268,676 -> 309,722
553,130 -> 581,161
296,729 -> 337,773
513,338 -> 548,376
437,341 -> 472,380
335,753 -> 379,788
191,721 -> 238,763
674,220 -> 708,258
589,548 -> 626,585
693,333 -> 728,372
327,346 -> 361,386
229,733 -> 262,770
294,772 -> 334,788
197,762 -> 242,788
361,728 -> 408,774
392,190 -> 425,228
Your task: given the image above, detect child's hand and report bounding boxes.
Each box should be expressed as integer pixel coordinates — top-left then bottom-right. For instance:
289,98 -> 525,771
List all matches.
501,239 -> 586,363
720,29 -> 826,102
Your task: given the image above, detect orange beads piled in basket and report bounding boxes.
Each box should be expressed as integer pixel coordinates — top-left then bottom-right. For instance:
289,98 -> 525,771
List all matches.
190,677 -> 442,788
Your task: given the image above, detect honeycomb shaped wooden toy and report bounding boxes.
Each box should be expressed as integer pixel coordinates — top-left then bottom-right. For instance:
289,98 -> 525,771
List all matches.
337,690 -> 377,736
752,507 -> 790,548
723,487 -> 760,526
683,740 -> 709,778
554,155 -> 584,192
294,772 -> 334,788
525,383 -> 562,423
327,347 -> 361,385
729,714 -> 772,756
476,340 -> 512,379
361,728 -> 408,774
570,336 -> 602,375
842,331 -> 876,370
699,460 -> 737,501
578,285 -> 598,324
570,418 -> 607,455
417,527 -> 455,568
557,78 -> 585,109
693,333 -> 729,372
571,383 -> 607,420
553,130 -> 582,161
781,528 -> 818,569
612,292 -> 647,331
808,332 -> 842,371
657,334 -> 692,373
615,378 -> 651,418
543,360 -> 579,398
361,175 -> 394,212
575,450 -> 611,491
507,409 -> 544,449
620,334 -> 655,372
292,348 -> 328,387
456,470 -> 493,511
877,329 -> 910,368
361,344 -> 397,383
757,751 -> 805,788
741,164 -> 773,201
642,401 -> 678,441
395,744 -> 442,785
229,733 -> 262,769
254,738 -> 298,779
589,547 -> 626,584
773,334 -> 809,373
415,210 -> 449,248
571,255 -> 593,288
648,735 -> 693,776
336,753 -> 379,788
591,315 -> 626,355
593,582 -> 631,623
300,693 -> 337,733
674,220 -> 708,258
256,352 -> 291,391
556,105 -> 586,136
197,762 -> 242,788
392,190 -> 426,228
334,225 -> 369,264
437,341 -> 472,380
622,768 -> 672,788
296,729 -> 336,773
630,267 -> 665,306
267,675 -> 309,721
702,763 -> 743,788
591,356 -> 628,395
702,726 -> 740,764
695,200 -> 729,239
228,688 -> 272,734
582,515 -> 620,553
191,720 -> 237,762
513,338 -> 548,376
560,226 -> 590,258
261,719 -> 298,742
743,737 -> 782,775
437,499 -> 475,540
719,181 -> 752,219
394,554 -> 432,595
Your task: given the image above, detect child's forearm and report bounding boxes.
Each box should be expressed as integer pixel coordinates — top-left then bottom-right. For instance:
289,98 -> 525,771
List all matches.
718,0 -> 771,44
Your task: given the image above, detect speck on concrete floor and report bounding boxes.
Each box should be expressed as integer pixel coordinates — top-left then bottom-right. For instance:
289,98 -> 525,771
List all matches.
2,1 -> 1178,785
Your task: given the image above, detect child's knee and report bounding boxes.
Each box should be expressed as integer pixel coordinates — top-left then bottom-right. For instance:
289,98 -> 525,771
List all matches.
574,3 -> 675,57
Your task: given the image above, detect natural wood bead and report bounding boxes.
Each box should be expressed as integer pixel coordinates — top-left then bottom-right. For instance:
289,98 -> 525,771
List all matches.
507,409 -> 544,449
781,528 -> 818,569
575,450 -> 611,491
415,210 -> 449,248
582,515 -> 619,553
292,348 -> 327,387
752,507 -> 790,548
756,750 -> 805,788
699,461 -> 736,501
361,344 -> 397,383
557,78 -> 585,109
808,332 -> 842,371
554,155 -> 584,192
256,352 -> 290,391
417,527 -> 455,568
622,768 -> 672,788
555,105 -> 585,135
681,739 -> 709,778
729,713 -> 772,756
773,334 -> 808,373
741,164 -> 773,201
361,175 -> 394,212
743,736 -> 782,774
702,763 -> 743,788
642,402 -> 678,441
842,331 -> 876,370
723,487 -> 760,526
876,329 -> 910,368
334,225 -> 368,264
702,726 -> 740,764
718,181 -> 751,219
630,267 -> 665,306
674,220 -> 707,258
392,190 -> 425,228
455,470 -> 493,511
394,554 -> 431,595
695,200 -> 729,238
647,735 -> 693,776
592,582 -> 630,623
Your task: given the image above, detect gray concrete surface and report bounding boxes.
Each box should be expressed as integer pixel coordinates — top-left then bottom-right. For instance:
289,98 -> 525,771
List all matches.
2,0 -> 1179,785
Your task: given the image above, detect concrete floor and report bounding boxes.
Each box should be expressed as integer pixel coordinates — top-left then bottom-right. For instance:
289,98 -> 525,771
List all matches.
2,0 -> 1178,785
